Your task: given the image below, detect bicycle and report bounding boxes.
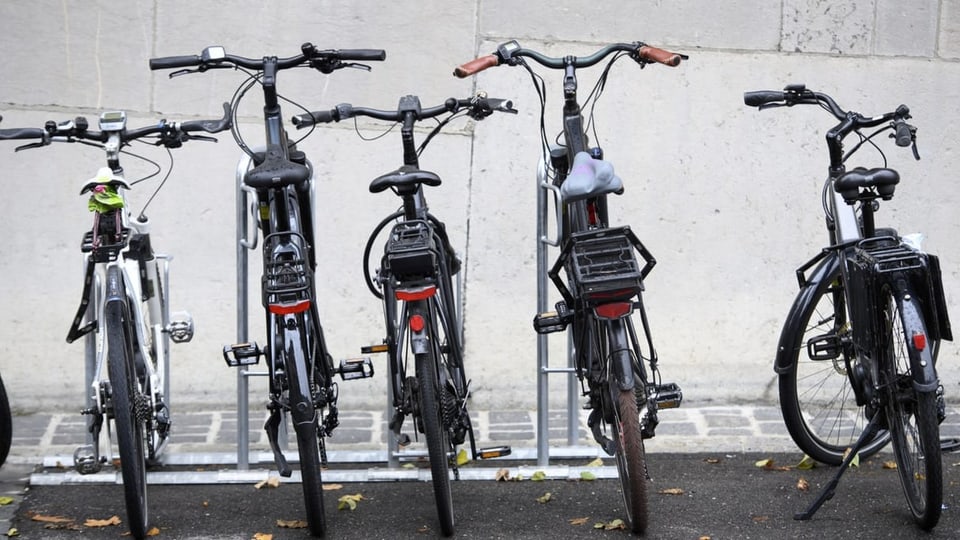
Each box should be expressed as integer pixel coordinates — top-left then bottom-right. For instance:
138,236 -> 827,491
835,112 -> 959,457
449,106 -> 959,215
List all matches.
744,84 -> 953,529
0,106 -> 230,538
454,40 -> 685,534
292,93 -> 516,536
149,43 -> 385,537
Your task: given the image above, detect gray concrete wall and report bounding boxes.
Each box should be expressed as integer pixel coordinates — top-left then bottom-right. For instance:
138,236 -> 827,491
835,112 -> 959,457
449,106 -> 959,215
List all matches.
1,1 -> 957,414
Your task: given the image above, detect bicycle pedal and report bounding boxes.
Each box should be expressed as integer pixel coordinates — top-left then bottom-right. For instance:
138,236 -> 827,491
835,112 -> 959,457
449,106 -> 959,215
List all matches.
338,357 -> 374,381
397,433 -> 412,447
533,302 -> 572,334
222,341 -> 262,367
167,311 -> 195,343
655,382 -> 683,409
807,332 -> 842,361
476,445 -> 512,459
360,343 -> 388,354
73,445 -> 102,474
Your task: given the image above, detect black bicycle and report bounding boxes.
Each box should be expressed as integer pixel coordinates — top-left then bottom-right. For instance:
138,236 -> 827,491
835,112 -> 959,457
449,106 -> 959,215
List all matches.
745,84 -> 952,529
455,41 -> 685,534
293,93 -> 515,536
150,43 -> 385,537
0,107 -> 230,538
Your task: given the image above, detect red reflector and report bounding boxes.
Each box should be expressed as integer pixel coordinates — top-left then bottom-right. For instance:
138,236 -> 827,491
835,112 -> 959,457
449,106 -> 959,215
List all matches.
912,332 -> 927,351
594,302 -> 632,319
409,314 -> 426,332
268,300 -> 310,314
395,285 -> 437,301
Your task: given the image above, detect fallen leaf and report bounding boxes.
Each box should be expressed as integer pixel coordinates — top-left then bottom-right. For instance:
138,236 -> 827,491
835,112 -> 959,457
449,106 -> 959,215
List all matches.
322,483 -> 343,491
883,461 -> 898,470
580,471 -> 596,481
253,533 -> 273,540
658,487 -> 684,495
537,492 -> 552,504
584,457 -> 604,467
456,448 -> 469,466
201,501 -> 209,507
30,514 -> 74,524
797,478 -> 810,492
603,519 -> 626,530
531,470 -> 547,481
698,536 -> 712,540
277,519 -> 308,529
842,448 -> 860,468
796,455 -> 817,470
754,458 -> 773,468
6,527 -> 18,537
338,493 -> 364,511
146,527 -> 160,536
84,515 -> 121,527
753,515 -> 770,523
254,477 -> 281,489
0,497 -> 13,506
494,468 -> 511,482
569,517 -> 590,526
704,458 -> 721,464
402,463 -> 416,469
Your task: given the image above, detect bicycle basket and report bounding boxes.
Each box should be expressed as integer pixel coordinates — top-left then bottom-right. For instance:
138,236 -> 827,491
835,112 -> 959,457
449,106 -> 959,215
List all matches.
384,220 -> 439,283
562,227 -> 645,306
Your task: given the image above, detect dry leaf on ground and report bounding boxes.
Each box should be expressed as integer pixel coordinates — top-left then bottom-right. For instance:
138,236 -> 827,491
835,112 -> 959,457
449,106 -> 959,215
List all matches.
84,515 -> 121,527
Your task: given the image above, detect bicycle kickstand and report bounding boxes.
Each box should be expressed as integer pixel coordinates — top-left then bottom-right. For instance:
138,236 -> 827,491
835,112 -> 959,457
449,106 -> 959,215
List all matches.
794,412 -> 882,520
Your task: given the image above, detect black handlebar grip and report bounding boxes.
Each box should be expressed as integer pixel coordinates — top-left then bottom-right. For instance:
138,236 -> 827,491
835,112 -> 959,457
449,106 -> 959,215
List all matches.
338,49 -> 386,61
181,102 -> 233,133
0,127 -> 45,140
894,121 -> 912,147
149,55 -> 202,70
743,90 -> 785,107
292,110 -> 337,128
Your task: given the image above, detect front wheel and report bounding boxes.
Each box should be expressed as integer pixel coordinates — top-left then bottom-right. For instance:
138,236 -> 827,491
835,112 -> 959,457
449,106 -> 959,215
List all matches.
777,263 -> 889,464
417,350 -> 455,537
105,295 -> 149,539
883,287 -> 942,530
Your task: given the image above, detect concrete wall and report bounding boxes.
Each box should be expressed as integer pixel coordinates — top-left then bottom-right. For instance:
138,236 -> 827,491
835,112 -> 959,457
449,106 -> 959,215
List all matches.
0,1 -> 957,414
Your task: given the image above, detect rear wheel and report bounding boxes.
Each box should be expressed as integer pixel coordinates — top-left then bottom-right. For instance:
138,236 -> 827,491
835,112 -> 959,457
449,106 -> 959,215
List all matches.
105,292 -> 149,539
283,326 -> 326,538
612,387 -> 648,534
778,264 -> 889,464
883,287 -> 942,530
417,350 -> 455,537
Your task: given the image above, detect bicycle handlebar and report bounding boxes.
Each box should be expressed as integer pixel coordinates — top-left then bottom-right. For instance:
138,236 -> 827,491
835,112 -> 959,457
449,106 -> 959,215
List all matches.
291,94 -> 517,128
149,43 -> 386,74
453,40 -> 685,77
744,84 -> 918,162
0,102 -> 232,149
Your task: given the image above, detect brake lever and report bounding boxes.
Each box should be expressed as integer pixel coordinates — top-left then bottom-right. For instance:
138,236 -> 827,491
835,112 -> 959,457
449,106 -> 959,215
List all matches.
14,140 -> 48,152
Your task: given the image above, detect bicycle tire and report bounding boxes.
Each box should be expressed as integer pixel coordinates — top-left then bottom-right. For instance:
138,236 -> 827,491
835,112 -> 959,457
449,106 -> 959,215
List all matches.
778,263 -> 889,464
0,373 -> 10,468
883,287 -> 942,529
283,329 -> 327,538
105,274 -> 149,539
612,387 -> 648,533
416,349 -> 455,537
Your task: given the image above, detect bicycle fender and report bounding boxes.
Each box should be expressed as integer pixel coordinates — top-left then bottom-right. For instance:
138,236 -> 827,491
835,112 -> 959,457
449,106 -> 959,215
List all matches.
900,291 -> 940,392
774,254 -> 840,375
610,348 -> 636,391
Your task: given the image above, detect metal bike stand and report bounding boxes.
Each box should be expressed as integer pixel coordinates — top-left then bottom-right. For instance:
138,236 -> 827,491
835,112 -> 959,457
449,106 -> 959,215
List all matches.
535,156 -> 581,466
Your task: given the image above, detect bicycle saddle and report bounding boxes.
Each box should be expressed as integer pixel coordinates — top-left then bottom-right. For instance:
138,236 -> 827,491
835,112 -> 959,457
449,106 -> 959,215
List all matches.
835,167 -> 899,202
561,151 -> 623,202
80,167 -> 131,194
244,144 -> 311,188
370,165 -> 441,194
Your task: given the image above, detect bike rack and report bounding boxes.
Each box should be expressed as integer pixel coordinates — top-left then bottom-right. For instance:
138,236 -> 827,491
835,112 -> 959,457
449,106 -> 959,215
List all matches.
535,155 -> 582,467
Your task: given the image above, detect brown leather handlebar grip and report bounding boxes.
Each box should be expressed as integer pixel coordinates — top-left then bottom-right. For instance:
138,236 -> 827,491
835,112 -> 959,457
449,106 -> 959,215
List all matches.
453,55 -> 499,78
638,45 -> 682,67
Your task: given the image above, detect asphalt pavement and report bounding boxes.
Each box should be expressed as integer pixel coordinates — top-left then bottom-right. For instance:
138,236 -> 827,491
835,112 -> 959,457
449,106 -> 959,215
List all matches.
2,405 -> 960,539
4,452 -> 960,539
